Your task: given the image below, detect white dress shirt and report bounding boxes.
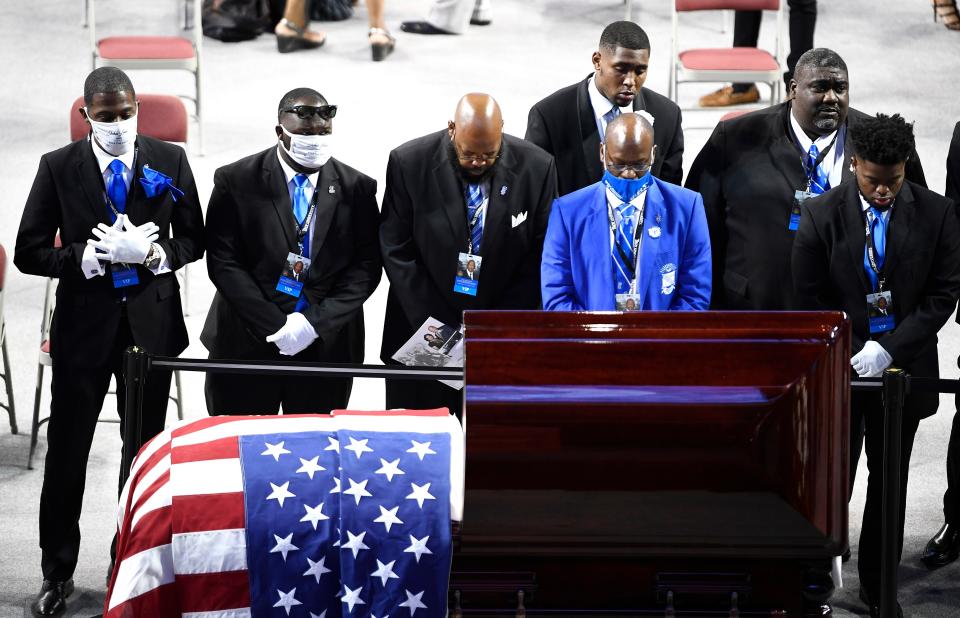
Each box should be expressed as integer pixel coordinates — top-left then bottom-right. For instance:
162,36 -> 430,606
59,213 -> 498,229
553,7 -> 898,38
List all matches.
588,76 -> 634,139
276,147 -> 321,255
789,109 -> 845,190
83,136 -> 170,278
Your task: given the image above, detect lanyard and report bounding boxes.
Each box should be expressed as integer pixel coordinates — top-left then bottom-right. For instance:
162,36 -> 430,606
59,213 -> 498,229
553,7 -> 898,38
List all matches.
864,210 -> 886,292
607,199 -> 646,294
466,197 -> 486,255
795,127 -> 840,191
100,146 -> 139,221
294,185 -> 321,255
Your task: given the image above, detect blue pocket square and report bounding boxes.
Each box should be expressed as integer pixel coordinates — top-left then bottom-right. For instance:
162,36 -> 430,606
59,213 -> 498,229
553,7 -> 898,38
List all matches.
139,164 -> 185,202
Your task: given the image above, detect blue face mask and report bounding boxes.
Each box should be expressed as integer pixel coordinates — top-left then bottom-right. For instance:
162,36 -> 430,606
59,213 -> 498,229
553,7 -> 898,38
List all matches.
602,169 -> 653,203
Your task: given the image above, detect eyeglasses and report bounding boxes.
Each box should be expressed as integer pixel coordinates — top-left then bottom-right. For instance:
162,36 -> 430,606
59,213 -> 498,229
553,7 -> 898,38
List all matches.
605,162 -> 651,176
281,104 -> 338,120
454,142 -> 500,165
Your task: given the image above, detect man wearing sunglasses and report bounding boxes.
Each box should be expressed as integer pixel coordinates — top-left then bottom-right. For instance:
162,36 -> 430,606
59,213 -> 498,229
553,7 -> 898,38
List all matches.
541,112 -> 711,312
201,87 -> 381,415
380,93 -> 557,418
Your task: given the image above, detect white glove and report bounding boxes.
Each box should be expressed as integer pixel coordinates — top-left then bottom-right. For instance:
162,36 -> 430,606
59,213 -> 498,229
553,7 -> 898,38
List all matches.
87,215 -> 159,264
851,340 -> 893,378
266,312 -> 319,356
80,243 -> 106,279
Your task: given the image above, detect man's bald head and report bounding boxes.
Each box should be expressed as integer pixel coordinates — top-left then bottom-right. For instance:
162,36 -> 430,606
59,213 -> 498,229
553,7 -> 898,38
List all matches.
447,93 -> 504,180
601,113 -> 657,179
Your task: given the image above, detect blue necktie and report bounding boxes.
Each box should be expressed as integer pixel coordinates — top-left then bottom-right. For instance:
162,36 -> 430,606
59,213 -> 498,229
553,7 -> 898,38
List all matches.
600,105 -> 619,137
107,159 -> 127,223
613,202 -> 637,294
806,144 -> 831,195
292,174 -> 310,312
466,183 -> 484,253
864,207 -> 886,290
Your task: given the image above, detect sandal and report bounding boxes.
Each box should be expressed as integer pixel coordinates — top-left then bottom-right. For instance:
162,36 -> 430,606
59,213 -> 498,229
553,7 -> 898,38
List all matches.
275,18 -> 326,53
933,0 -> 960,30
369,27 -> 396,62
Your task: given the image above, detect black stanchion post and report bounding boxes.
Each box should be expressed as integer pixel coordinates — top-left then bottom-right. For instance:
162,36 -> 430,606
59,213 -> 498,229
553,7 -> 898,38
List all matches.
880,367 -> 907,618
121,346 -> 148,490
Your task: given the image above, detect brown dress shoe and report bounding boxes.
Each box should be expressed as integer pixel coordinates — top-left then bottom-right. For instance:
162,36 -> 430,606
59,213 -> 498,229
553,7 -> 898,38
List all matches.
698,85 -> 761,107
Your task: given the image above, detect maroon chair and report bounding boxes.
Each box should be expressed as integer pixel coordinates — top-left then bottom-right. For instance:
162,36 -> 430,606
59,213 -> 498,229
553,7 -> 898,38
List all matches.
670,0 -> 784,109
70,93 -> 188,144
0,244 -> 16,434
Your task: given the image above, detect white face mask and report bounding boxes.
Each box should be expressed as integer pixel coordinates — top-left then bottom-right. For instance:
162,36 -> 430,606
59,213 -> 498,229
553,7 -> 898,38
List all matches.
280,126 -> 332,169
85,109 -> 138,156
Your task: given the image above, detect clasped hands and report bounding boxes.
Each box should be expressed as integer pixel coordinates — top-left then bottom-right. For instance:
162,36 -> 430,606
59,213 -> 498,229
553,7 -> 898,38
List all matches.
88,215 -> 158,264
266,312 -> 318,356
851,340 -> 893,378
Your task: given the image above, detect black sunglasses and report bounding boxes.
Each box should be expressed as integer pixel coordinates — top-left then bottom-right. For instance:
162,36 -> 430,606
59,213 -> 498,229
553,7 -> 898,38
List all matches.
281,104 -> 338,120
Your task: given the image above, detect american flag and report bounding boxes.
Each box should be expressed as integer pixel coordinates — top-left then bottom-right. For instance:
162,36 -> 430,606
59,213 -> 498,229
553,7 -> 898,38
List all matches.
105,410 -> 464,618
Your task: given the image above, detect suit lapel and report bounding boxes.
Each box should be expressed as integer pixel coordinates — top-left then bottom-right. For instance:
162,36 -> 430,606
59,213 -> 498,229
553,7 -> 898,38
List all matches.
431,143 -> 469,244
840,181 -> 872,293
770,105 -> 807,193
885,182 -> 915,278
584,185 -> 615,309
264,152 -> 299,251
309,161 -> 341,261
480,146 -> 517,258
124,137 -> 152,225
76,139 -> 112,225
577,77 -> 604,185
638,182 -> 664,303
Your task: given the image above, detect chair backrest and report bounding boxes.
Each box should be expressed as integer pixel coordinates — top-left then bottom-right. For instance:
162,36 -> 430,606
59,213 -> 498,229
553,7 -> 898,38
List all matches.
70,94 -> 189,143
676,0 -> 778,10
89,0 -> 203,49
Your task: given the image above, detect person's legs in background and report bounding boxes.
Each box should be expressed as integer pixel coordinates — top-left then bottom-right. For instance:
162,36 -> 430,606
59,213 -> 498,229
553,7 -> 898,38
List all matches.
275,0 -> 327,53
402,0 -> 490,35
367,0 -> 396,61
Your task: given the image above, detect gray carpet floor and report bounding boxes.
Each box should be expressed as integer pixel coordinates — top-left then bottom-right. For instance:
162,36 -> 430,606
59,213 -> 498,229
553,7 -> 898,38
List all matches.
1,0 -> 959,615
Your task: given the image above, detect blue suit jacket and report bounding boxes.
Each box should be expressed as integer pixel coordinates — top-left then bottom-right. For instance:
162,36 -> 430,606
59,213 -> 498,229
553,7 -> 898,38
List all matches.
541,177 -> 712,311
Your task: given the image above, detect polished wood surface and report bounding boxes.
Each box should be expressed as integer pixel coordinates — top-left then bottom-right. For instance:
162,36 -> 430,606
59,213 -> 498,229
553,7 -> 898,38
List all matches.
454,311 -> 850,614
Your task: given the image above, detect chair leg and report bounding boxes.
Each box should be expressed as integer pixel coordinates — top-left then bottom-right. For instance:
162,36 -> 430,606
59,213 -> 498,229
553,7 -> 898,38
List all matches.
1,335 -> 17,434
174,370 -> 184,421
28,363 -> 45,470
194,63 -> 204,156
182,264 -> 190,317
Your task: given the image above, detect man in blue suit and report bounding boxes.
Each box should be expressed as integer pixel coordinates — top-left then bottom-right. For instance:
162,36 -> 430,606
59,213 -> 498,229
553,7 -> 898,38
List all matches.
542,113 -> 711,311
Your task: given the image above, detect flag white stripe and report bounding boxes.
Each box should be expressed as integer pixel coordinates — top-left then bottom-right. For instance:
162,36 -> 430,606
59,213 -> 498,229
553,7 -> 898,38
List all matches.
173,459 -> 244,496
107,543 -> 175,610
131,453 -> 171,510
131,481 -> 172,531
172,529 -> 247,574
183,609 -> 252,618
119,429 -> 173,530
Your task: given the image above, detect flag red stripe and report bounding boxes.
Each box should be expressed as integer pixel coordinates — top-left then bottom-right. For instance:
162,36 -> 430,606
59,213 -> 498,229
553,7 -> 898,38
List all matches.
335,408 -> 451,417
121,506 -> 173,557
177,570 -> 251,613
105,581 -> 180,618
172,492 -> 246,533
172,436 -> 240,464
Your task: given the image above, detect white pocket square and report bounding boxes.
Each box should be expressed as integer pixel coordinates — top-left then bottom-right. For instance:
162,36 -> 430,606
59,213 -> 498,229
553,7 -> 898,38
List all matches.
511,211 -> 528,228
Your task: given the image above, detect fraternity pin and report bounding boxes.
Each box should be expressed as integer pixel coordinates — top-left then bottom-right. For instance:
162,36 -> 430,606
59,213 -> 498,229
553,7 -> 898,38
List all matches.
655,214 -> 662,224
500,185 -> 508,196
328,185 -> 336,194
648,226 -> 661,238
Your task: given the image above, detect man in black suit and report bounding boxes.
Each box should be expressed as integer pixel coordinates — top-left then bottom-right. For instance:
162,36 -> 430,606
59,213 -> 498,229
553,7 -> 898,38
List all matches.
201,87 -> 380,415
525,21 -> 683,196
381,93 -> 557,417
14,67 -> 204,617
922,120 -> 960,569
686,48 -> 926,311
793,114 -> 960,617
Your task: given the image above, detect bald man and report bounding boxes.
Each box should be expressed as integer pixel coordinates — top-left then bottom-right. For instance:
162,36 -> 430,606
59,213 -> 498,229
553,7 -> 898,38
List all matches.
542,113 -> 711,311
380,93 -> 557,417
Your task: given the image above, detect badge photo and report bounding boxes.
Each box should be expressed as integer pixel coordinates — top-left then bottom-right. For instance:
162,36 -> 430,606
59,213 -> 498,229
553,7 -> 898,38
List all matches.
616,293 -> 641,311
453,252 -> 482,296
867,290 -> 895,334
276,251 -> 312,298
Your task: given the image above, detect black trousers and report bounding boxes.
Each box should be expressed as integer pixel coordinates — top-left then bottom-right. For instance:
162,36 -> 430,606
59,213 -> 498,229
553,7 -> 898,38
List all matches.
39,314 -> 172,581
733,0 -> 818,91
385,377 -> 463,419
849,390 -> 921,598
942,389 -> 960,524
205,342 -> 352,415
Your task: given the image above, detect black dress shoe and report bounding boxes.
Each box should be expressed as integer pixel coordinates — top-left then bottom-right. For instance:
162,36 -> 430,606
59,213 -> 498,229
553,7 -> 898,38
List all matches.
31,579 -> 74,617
922,522 -> 960,569
400,21 -> 453,34
469,16 -> 491,25
859,588 -> 903,618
